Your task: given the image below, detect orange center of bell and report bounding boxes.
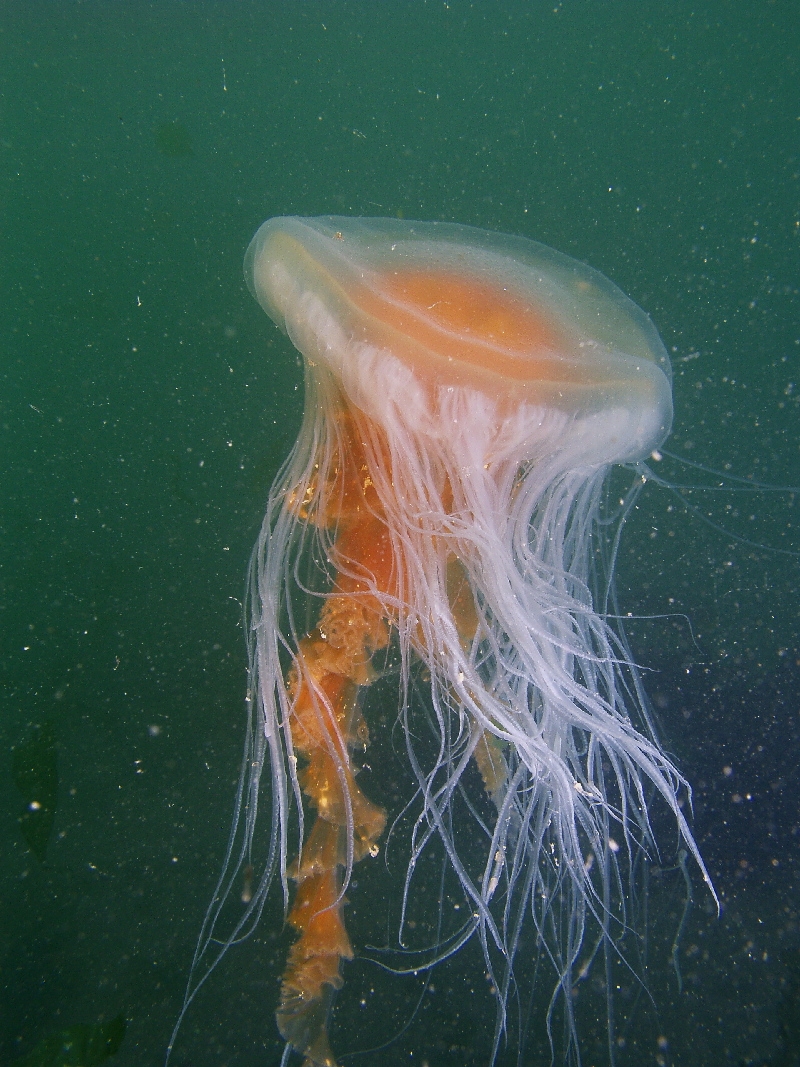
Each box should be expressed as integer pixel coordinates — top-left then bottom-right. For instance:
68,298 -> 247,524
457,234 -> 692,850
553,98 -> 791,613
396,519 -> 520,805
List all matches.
354,270 -> 579,384
386,272 -> 560,349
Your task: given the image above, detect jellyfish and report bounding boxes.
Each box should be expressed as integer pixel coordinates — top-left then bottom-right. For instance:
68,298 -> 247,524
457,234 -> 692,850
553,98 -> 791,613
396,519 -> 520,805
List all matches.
192,217 -> 714,1067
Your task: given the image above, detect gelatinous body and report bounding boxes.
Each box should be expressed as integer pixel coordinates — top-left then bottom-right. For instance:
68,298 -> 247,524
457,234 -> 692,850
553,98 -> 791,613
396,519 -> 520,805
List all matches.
207,218 -> 711,1065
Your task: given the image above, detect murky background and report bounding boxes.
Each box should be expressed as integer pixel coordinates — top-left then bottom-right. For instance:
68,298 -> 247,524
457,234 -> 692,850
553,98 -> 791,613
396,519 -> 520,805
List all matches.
2,4 -> 798,1065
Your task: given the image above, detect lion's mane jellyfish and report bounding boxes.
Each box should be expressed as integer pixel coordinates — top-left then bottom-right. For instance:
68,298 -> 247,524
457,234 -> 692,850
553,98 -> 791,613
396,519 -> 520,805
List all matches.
215,217 -> 711,1066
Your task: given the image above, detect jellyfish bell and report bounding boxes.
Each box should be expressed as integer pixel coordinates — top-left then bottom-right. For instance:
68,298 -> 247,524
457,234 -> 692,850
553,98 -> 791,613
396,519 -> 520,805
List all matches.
246,216 -> 673,471
200,216 -> 709,1067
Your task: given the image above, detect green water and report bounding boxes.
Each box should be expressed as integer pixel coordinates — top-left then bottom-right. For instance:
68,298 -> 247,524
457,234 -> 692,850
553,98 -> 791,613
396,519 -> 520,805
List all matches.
2,3 -> 798,1065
